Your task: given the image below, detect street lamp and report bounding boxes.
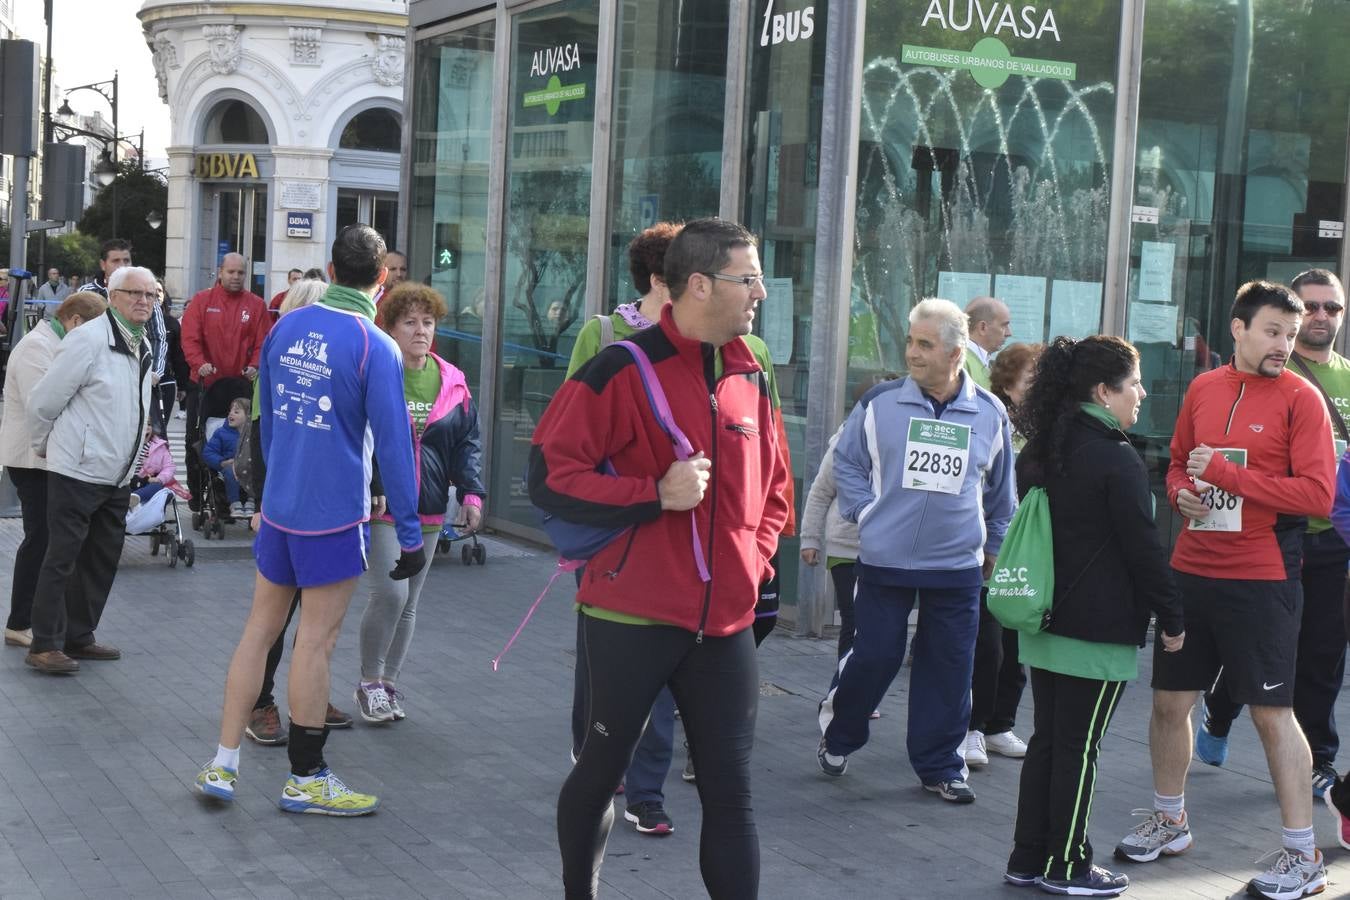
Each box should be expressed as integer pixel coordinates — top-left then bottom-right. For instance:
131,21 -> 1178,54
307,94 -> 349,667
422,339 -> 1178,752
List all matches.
92,150 -> 117,188
146,210 -> 163,230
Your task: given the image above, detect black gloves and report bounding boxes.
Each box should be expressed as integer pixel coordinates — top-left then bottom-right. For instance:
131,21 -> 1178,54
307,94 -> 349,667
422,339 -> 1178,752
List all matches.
389,546 -> 427,581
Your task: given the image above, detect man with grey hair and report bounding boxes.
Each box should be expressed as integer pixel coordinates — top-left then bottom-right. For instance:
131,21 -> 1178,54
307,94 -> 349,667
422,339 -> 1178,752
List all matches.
964,296 -> 1013,390
24,265 -> 157,674
816,297 -> 1016,803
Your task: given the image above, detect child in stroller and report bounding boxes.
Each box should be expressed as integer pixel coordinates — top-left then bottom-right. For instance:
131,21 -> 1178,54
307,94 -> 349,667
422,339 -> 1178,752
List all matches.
129,423 -> 189,508
202,396 -> 253,518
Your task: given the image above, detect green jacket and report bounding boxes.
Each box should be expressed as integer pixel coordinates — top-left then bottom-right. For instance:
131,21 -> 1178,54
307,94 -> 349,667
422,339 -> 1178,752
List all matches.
963,346 -> 991,390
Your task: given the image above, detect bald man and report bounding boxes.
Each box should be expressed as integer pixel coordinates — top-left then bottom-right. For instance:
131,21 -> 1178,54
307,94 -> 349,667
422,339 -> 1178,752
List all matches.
181,253 -> 271,508
963,296 -> 1012,389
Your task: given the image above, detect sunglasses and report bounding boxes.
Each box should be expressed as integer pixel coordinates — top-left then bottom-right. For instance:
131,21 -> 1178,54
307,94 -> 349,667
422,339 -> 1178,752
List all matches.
1304,301 -> 1344,315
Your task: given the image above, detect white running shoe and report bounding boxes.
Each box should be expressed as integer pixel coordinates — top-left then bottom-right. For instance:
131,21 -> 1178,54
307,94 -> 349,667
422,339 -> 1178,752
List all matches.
985,730 -> 1028,759
963,730 -> 989,767
1246,847 -> 1326,900
354,682 -> 395,723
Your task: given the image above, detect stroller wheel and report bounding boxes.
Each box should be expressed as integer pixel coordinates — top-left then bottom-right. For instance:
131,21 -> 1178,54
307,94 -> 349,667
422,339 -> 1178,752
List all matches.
461,543 -> 472,566
474,543 -> 487,565
213,520 -> 225,540
437,538 -> 450,556
192,511 -> 204,531
150,533 -> 160,555
183,539 -> 195,567
167,539 -> 179,568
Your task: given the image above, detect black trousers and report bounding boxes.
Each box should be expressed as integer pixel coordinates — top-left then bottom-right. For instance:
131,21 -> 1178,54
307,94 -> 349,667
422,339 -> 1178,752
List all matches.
971,589 -> 1028,734
255,590 -> 303,709
8,467 -> 48,631
561,617 -> 759,900
30,473 -> 129,653
830,561 -> 858,659
1203,529 -> 1348,766
1009,668 -> 1126,881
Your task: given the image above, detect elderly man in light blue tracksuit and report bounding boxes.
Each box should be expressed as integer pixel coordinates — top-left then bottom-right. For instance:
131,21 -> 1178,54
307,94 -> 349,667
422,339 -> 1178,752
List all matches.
817,298 -> 1016,803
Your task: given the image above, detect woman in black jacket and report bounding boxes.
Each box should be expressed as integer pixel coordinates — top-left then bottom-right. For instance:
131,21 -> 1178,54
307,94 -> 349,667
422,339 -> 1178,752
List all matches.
1004,335 -> 1185,897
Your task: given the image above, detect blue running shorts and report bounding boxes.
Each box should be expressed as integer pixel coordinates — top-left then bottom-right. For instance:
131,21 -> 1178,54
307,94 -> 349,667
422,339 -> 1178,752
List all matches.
254,519 -> 370,588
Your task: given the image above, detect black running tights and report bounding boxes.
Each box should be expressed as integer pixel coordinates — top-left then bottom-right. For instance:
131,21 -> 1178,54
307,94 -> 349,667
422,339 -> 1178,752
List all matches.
559,616 -> 760,900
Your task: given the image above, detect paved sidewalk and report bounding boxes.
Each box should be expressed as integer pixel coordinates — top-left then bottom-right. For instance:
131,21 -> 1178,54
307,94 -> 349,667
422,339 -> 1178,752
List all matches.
0,519 -> 1346,898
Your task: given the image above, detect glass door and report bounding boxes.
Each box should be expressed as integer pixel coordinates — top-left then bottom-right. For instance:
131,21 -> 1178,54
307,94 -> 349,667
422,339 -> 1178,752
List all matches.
205,185 -> 269,296
336,189 -> 400,245
491,0 -> 600,530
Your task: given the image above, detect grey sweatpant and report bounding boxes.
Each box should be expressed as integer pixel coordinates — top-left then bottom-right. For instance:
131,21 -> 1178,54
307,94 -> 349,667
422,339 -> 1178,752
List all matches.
358,523 -> 436,683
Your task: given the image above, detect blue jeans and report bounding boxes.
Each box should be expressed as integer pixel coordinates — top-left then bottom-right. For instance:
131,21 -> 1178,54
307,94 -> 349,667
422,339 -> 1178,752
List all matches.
624,686 -> 676,805
820,578 -> 980,784
218,465 -> 240,504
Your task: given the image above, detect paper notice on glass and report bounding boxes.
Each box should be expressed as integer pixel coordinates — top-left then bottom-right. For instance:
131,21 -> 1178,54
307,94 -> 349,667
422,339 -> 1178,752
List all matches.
994,274 -> 1047,342
937,271 -> 991,307
1138,241 -> 1175,303
1049,280 -> 1102,339
760,277 -> 795,365
1128,302 -> 1180,345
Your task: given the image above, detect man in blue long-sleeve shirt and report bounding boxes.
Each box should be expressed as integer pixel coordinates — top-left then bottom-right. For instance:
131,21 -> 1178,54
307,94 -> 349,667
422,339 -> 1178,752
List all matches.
816,298 -> 1016,804
195,225 -> 425,816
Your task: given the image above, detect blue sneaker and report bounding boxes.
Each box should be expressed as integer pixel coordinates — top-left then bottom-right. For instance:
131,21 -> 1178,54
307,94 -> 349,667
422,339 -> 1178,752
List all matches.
1313,761 -> 1337,800
1194,702 -> 1228,767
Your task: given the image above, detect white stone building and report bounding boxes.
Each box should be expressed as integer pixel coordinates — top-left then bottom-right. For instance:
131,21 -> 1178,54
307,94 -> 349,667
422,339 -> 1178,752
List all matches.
138,0 -> 407,301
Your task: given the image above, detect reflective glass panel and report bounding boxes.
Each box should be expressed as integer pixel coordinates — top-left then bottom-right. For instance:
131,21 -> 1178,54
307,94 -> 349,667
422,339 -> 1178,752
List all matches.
493,0 -> 599,530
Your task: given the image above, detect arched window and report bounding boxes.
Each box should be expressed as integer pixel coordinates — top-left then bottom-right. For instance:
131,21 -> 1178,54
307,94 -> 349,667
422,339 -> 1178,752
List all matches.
339,108 -> 401,152
204,100 -> 269,144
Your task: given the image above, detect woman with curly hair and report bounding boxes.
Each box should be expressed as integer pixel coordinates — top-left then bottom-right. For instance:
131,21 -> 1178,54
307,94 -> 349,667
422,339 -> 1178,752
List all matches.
1004,335 -> 1185,897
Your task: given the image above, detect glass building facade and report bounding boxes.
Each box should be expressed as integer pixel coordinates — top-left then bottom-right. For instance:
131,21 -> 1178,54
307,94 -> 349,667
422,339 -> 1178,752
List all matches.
405,0 -> 1350,632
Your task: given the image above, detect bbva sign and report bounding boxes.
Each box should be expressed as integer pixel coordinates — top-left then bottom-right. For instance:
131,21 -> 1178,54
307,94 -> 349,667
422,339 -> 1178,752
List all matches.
194,152 -> 260,179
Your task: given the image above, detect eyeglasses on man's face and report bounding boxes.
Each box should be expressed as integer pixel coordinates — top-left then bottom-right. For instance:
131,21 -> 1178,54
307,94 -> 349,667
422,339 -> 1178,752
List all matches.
113,289 -> 156,301
700,272 -> 765,290
1303,301 -> 1345,315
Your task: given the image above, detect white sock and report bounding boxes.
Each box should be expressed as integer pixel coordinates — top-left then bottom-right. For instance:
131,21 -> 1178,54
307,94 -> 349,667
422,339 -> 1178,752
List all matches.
213,744 -> 240,772
1282,825 -> 1316,858
292,772 -> 319,785
1153,792 -> 1184,820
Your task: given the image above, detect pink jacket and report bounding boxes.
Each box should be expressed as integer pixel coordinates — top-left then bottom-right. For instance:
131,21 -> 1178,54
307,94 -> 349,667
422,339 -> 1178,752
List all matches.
138,437 -> 175,483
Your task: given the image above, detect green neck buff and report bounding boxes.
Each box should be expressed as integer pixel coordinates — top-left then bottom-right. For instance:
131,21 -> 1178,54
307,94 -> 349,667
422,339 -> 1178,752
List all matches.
1079,402 -> 1122,431
50,319 -> 66,340
110,307 -> 145,342
320,283 -> 377,321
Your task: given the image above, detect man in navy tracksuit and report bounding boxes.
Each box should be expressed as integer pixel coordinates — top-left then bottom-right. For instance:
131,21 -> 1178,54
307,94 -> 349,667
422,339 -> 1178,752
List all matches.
195,225 -> 425,815
817,298 -> 1015,803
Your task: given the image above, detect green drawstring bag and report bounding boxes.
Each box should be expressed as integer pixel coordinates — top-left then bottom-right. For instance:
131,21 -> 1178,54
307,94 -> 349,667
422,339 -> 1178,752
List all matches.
987,487 -> 1056,633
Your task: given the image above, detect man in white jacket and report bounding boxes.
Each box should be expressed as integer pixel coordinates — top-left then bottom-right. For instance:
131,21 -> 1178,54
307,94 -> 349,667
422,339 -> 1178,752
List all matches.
25,266 -> 156,674
0,292 -> 108,649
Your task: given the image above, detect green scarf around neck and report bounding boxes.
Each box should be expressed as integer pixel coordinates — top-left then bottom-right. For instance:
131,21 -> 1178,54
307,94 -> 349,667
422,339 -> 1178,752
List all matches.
1079,402 -> 1122,431
50,319 -> 66,340
110,306 -> 145,342
319,283 -> 378,321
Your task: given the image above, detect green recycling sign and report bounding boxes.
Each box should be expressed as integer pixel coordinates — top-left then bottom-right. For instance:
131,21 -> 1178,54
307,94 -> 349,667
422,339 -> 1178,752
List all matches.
901,37 -> 1075,88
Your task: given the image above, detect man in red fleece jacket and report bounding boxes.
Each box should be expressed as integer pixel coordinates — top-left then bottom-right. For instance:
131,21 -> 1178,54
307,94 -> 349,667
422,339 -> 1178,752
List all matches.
1115,280 -> 1335,900
529,217 -> 789,900
181,253 -> 271,509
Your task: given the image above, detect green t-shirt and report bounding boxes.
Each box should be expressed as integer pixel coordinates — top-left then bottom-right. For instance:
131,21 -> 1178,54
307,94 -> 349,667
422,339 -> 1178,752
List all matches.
1019,629 -> 1138,682
404,358 -> 442,434
1292,351 -> 1350,534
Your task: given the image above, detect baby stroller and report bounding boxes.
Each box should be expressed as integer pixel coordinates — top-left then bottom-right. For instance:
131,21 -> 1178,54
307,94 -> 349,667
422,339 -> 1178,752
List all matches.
126,486 -> 195,568
188,375 -> 252,540
435,494 -> 486,565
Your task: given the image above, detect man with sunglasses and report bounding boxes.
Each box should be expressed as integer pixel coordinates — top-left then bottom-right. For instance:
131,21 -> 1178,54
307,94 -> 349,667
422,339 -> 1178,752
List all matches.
24,266 -> 157,674
1196,270 -> 1350,798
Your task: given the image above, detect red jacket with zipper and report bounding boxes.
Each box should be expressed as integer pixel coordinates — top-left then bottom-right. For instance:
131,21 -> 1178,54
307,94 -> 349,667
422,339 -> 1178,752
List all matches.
528,304 -> 791,637
182,284 -> 271,387
1166,363 -> 1334,580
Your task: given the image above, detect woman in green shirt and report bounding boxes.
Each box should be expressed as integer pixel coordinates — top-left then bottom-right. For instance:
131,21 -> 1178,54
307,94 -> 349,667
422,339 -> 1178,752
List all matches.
1005,336 -> 1186,897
